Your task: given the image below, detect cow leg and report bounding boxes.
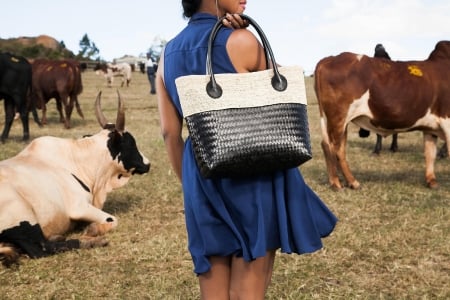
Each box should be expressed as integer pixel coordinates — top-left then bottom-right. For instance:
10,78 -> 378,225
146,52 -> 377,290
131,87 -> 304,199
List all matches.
373,134 -> 383,155
321,140 -> 342,190
423,133 -> 438,188
68,204 -> 118,237
320,119 -> 343,189
30,103 -> 42,127
107,75 -> 113,88
64,96 -> 75,129
18,108 -> 30,141
335,130 -> 360,189
35,93 -> 48,125
13,93 -> 31,141
45,234 -> 107,253
53,98 -> 65,124
78,236 -> 109,248
437,142 -> 448,159
390,133 -> 398,152
0,243 -> 20,267
358,128 -> 370,138
1,99 -> 15,143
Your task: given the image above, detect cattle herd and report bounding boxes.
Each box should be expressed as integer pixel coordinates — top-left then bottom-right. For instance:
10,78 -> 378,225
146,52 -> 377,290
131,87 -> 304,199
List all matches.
1,40 -> 450,266
0,91 -> 150,266
0,52 -> 146,266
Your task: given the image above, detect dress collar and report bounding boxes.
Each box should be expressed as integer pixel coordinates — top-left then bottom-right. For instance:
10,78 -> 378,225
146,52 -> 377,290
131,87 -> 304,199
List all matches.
189,13 -> 218,24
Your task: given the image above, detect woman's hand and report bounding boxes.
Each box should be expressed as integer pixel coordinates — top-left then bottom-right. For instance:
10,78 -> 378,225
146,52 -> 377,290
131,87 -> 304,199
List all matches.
222,13 -> 248,29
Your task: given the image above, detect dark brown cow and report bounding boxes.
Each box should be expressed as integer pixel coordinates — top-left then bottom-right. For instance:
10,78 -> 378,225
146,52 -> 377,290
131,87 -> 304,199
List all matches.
314,40 -> 450,190
32,59 -> 84,128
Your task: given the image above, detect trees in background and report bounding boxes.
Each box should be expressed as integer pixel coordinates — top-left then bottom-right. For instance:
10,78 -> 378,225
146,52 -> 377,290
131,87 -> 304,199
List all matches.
77,34 -> 100,61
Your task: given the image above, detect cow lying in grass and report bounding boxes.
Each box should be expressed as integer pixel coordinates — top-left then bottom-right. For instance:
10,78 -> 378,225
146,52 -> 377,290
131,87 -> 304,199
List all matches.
0,91 -> 150,266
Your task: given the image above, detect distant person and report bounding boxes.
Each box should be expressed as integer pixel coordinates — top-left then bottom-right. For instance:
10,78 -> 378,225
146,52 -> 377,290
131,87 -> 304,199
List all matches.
146,53 -> 156,94
359,43 -> 398,154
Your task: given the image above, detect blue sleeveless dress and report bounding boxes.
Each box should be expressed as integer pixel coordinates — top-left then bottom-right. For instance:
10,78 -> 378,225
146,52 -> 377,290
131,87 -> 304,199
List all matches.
163,13 -> 337,275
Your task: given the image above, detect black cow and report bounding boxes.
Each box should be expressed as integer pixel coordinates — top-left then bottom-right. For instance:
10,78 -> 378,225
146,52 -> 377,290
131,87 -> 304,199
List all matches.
358,44 -> 398,154
0,52 -> 32,142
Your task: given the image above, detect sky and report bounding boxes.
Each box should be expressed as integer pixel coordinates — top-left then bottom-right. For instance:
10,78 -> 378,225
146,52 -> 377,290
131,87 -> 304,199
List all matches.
2,0 -> 449,74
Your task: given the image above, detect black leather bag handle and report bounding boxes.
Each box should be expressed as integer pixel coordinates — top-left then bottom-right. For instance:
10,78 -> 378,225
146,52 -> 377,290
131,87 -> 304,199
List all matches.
206,14 -> 288,99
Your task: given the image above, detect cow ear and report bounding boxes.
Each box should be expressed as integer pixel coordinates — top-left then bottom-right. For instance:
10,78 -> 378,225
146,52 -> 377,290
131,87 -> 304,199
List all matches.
107,130 -> 122,159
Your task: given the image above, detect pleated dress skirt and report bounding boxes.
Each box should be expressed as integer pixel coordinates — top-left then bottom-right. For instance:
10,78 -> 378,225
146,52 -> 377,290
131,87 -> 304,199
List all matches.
182,138 -> 337,275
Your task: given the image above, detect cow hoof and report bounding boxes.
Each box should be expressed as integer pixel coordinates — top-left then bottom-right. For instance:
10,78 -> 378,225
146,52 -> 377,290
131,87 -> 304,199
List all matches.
330,183 -> 343,191
349,181 -> 361,189
0,245 -> 20,267
427,181 -> 439,189
85,219 -> 117,237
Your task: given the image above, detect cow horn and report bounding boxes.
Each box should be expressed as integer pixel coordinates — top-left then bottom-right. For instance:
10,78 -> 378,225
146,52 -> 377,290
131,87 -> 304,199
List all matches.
95,91 -> 108,128
116,90 -> 125,132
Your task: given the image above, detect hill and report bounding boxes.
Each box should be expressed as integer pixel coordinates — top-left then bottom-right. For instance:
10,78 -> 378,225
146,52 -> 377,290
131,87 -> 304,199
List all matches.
0,34 -> 75,59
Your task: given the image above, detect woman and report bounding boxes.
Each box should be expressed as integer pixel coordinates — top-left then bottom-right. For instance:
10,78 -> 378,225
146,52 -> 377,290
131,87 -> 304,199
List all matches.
156,0 -> 338,298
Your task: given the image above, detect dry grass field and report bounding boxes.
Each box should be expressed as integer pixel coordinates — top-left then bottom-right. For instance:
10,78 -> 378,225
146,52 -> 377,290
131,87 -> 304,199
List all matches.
0,70 -> 449,299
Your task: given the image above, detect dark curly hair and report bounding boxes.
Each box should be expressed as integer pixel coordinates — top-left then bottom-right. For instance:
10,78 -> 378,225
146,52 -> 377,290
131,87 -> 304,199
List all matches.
182,0 -> 202,18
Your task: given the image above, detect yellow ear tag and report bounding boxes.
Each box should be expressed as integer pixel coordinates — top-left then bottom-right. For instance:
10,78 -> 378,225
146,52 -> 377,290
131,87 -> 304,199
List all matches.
10,57 -> 19,63
408,65 -> 423,77
60,63 -> 67,68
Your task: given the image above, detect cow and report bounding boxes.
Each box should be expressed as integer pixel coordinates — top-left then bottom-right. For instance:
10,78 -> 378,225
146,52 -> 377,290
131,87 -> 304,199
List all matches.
31,59 -> 85,129
0,52 -> 32,142
79,62 -> 88,72
314,40 -> 450,190
138,61 -> 146,74
358,44 -> 399,154
0,91 -> 150,266
94,62 -> 132,87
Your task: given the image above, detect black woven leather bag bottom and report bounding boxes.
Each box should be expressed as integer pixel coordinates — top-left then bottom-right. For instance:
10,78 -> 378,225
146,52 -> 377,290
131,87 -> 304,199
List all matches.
186,103 -> 312,178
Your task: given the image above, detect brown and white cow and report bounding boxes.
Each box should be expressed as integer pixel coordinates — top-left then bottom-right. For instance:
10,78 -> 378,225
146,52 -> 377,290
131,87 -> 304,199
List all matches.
32,59 -> 85,128
0,91 -> 150,266
314,40 -> 450,190
94,62 -> 132,87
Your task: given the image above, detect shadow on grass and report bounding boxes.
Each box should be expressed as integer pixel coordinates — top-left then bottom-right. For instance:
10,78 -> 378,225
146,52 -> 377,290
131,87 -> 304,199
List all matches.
103,193 -> 144,215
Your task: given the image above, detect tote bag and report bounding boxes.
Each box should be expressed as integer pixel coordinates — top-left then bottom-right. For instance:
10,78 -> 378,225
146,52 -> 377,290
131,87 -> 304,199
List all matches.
175,14 -> 312,178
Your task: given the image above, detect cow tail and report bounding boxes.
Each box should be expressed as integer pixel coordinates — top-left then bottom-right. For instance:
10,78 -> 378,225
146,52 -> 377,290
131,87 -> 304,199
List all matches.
313,61 -> 330,145
75,65 -> 83,95
314,62 -> 325,117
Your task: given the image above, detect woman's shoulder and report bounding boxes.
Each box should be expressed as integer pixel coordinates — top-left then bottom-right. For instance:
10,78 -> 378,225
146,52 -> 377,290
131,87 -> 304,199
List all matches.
226,29 -> 265,72
228,28 -> 258,45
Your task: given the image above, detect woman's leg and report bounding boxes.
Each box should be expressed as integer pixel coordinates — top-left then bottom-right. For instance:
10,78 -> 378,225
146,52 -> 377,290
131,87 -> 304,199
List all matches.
229,250 -> 276,300
199,256 -> 231,300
